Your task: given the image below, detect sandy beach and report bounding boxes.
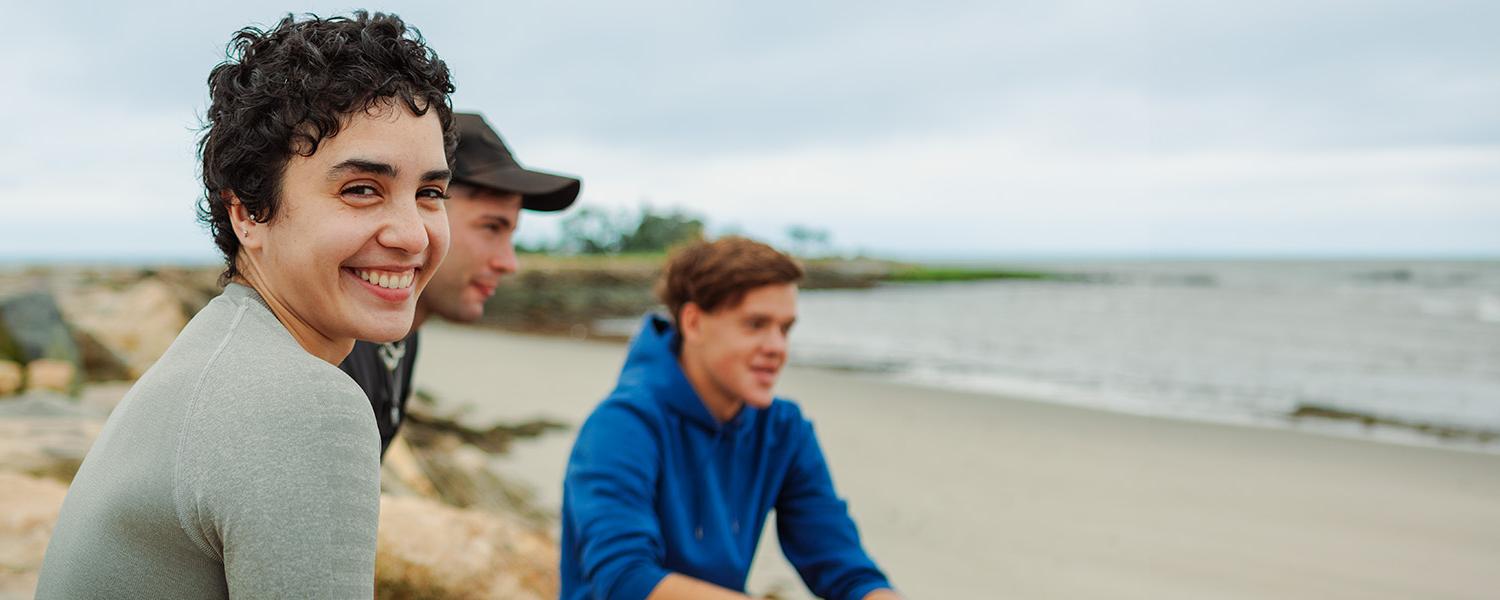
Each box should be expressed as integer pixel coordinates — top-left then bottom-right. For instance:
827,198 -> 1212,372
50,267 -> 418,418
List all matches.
413,320 -> 1500,599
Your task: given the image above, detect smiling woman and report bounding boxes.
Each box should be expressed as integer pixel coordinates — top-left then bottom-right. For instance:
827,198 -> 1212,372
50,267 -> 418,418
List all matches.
231,107 -> 453,359
35,11 -> 454,600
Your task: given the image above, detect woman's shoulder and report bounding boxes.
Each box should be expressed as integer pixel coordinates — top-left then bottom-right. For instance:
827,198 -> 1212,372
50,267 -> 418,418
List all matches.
207,294 -> 366,408
202,346 -> 369,426
185,300 -> 371,435
176,345 -> 377,485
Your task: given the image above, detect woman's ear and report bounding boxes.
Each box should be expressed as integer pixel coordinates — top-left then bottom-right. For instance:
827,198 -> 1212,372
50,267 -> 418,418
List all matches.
225,191 -> 261,250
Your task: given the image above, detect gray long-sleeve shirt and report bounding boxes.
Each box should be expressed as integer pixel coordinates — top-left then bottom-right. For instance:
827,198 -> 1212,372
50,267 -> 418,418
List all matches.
36,283 -> 381,599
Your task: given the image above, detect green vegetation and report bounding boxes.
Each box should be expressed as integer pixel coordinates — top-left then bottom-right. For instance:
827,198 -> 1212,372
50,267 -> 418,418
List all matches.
528,204 -> 841,259
785,224 -> 833,257
885,265 -> 1075,283
536,206 -> 705,255
527,203 -> 1081,285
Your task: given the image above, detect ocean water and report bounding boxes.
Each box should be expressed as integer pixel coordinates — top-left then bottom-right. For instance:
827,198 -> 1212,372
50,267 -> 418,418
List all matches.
789,260 -> 1500,451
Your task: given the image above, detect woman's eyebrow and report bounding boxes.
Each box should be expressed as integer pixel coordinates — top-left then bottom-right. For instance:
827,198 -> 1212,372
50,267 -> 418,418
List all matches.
325,160 -> 450,184
327,158 -> 396,180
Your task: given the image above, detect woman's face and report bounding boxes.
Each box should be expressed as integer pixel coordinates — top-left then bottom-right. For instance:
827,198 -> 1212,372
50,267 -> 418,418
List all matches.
239,103 -> 451,347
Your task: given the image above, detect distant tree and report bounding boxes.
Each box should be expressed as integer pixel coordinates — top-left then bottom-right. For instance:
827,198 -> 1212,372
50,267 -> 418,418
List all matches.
552,204 -> 712,255
786,224 -> 832,257
621,208 -> 705,253
514,239 -> 550,254
557,207 -> 626,254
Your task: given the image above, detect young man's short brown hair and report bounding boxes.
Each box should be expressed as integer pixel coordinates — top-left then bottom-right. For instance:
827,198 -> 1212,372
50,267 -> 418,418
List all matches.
656,237 -> 805,326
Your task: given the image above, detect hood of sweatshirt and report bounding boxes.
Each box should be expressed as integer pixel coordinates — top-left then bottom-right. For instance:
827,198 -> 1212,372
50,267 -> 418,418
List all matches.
613,312 -> 759,435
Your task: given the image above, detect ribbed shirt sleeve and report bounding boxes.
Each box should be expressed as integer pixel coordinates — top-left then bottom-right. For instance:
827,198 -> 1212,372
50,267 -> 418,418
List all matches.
176,366 -> 382,599
776,420 -> 893,600
565,402 -> 672,600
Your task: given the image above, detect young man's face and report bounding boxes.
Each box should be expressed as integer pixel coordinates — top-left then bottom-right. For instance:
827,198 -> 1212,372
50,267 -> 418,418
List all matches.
682,283 -> 798,411
243,103 -> 451,344
418,183 -> 523,323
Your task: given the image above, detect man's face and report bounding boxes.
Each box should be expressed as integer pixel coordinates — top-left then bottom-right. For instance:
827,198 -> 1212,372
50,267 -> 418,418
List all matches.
418,183 -> 523,322
245,102 -> 451,344
682,283 -> 798,410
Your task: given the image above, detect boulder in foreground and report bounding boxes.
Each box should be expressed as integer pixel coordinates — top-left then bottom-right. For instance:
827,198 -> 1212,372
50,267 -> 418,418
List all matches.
0,473 -> 68,600
376,494 -> 559,600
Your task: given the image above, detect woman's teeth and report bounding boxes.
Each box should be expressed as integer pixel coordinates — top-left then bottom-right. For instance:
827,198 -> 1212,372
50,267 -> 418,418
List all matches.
355,269 -> 415,289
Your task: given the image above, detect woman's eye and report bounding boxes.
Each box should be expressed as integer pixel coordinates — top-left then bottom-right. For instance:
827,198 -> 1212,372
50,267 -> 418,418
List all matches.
342,185 -> 378,198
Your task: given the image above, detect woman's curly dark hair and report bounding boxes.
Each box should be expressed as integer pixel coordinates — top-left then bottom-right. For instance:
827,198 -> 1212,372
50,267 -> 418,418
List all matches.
196,11 -> 457,283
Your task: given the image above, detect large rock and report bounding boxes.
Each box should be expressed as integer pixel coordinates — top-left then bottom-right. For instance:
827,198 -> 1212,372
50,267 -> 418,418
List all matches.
380,437 -> 439,499
376,495 -> 559,600
72,328 -> 132,383
149,267 -> 223,317
0,392 -> 104,483
0,472 -> 69,600
399,407 -> 561,528
55,278 -> 189,379
0,292 -> 79,377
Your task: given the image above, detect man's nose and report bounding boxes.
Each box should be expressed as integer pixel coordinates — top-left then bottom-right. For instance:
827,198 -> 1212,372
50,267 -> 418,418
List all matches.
763,329 -> 788,355
490,242 -> 518,274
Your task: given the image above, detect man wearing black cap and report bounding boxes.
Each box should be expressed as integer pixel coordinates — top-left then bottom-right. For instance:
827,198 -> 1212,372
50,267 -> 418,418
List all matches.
340,112 -> 581,456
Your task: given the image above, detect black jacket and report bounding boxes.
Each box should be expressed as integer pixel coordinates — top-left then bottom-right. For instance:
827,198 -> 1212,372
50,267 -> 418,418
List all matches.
338,332 -> 419,457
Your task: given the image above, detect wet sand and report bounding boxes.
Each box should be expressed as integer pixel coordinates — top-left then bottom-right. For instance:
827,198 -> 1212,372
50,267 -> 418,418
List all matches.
413,320 -> 1500,599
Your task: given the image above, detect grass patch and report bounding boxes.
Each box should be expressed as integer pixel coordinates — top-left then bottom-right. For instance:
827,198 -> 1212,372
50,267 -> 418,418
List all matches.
884,265 -> 1072,283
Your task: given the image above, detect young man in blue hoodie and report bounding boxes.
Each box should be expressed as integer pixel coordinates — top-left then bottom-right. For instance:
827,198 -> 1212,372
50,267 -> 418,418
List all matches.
561,237 -> 900,600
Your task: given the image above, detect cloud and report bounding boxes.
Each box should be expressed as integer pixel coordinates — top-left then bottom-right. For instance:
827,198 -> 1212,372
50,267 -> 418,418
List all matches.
3,0 -> 1498,259
517,124 -> 1500,253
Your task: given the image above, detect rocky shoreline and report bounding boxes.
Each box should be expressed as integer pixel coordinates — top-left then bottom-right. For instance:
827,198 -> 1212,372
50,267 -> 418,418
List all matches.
473,253 -> 1071,337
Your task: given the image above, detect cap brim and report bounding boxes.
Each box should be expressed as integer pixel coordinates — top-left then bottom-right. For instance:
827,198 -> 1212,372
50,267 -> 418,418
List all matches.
460,167 -> 581,212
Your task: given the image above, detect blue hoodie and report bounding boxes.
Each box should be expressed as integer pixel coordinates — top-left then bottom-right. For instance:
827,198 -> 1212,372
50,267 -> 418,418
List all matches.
561,314 -> 893,600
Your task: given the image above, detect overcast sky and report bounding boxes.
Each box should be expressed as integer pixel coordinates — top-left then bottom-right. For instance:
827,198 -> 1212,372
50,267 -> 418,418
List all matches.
2,0 -> 1497,261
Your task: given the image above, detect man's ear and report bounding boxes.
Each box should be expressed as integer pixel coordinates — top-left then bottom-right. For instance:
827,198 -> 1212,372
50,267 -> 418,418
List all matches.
225,191 -> 261,251
679,302 -> 703,343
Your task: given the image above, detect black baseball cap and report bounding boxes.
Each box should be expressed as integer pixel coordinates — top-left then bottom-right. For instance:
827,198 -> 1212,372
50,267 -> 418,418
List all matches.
451,112 -> 581,212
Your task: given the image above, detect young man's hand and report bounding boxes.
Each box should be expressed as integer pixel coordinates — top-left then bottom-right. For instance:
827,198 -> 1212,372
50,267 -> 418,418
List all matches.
647,574 -> 753,600
648,574 -> 901,600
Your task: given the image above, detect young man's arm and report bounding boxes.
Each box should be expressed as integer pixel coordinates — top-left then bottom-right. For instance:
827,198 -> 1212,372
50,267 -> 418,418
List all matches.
567,402 -> 676,599
774,417 -> 900,600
